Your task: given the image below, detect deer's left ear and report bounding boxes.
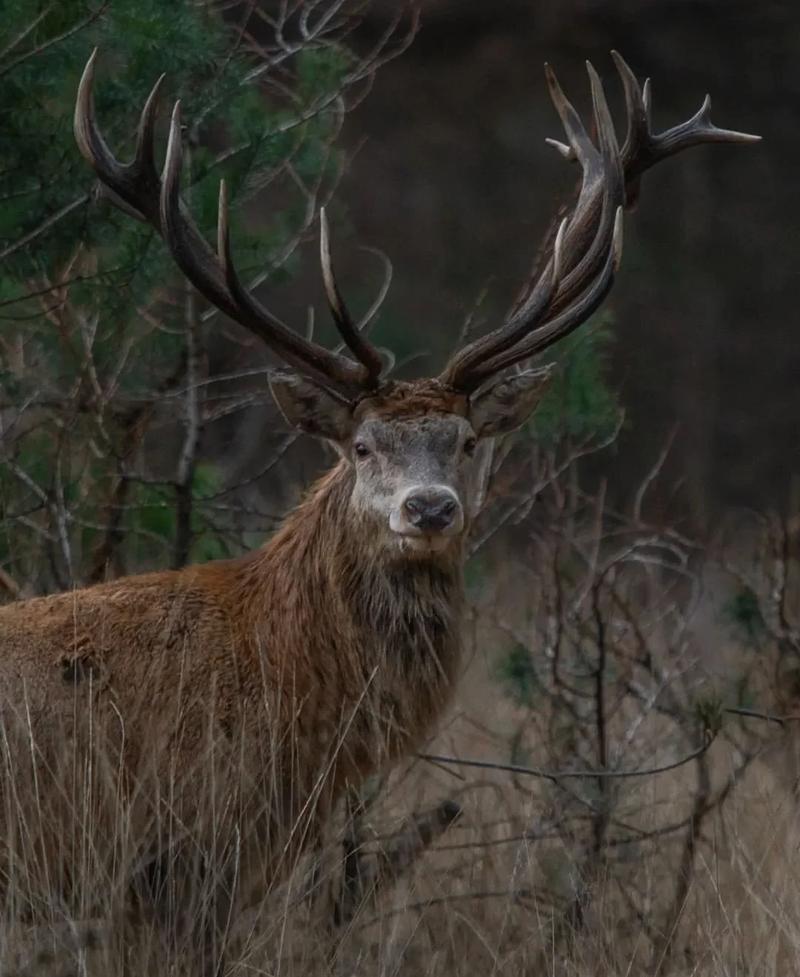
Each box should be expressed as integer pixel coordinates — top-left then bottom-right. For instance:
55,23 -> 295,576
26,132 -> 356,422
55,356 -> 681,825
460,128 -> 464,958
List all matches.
269,372 -> 355,442
470,367 -> 553,438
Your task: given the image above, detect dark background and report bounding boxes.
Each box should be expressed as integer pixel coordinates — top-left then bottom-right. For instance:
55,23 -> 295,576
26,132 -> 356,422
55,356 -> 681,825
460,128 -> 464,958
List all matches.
291,0 -> 797,529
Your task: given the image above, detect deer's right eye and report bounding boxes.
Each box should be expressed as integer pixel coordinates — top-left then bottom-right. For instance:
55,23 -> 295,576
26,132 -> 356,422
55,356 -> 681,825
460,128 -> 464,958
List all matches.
354,442 -> 370,459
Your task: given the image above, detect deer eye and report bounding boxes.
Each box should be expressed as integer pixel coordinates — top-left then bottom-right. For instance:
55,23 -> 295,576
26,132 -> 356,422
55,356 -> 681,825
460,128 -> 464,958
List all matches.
354,441 -> 371,459
463,437 -> 477,457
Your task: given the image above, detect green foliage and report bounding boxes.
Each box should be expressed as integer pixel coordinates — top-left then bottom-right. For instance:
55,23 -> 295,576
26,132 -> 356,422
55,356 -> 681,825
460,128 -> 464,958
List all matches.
115,463 -> 228,565
724,586 -> 766,646
0,0 -> 358,591
296,44 -> 354,103
189,463 -> 235,564
529,315 -> 620,445
0,0 -> 341,300
464,553 -> 490,598
496,644 -> 539,708
692,693 -> 724,739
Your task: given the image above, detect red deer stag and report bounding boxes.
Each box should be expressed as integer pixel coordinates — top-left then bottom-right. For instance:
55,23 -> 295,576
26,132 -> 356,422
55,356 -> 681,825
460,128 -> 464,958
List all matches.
0,50 -> 756,973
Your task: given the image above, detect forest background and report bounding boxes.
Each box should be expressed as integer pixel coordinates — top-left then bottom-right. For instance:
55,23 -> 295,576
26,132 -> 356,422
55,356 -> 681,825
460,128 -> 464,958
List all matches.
0,2 -> 798,975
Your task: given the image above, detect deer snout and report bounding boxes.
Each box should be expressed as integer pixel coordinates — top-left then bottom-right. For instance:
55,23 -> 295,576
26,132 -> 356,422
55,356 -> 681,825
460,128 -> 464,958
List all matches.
393,486 -> 464,537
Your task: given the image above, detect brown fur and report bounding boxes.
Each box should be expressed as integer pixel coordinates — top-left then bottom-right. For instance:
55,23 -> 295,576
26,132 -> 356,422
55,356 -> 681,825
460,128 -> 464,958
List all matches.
353,379 -> 468,422
0,384 -> 467,958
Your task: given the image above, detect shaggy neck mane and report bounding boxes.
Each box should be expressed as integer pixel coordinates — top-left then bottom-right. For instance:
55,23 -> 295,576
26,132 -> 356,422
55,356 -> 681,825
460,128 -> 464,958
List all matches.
238,457 -> 465,771
256,457 -> 464,635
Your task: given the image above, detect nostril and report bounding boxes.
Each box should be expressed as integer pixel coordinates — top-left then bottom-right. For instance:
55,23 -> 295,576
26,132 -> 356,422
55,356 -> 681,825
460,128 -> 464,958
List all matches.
401,491 -> 461,533
404,496 -> 423,516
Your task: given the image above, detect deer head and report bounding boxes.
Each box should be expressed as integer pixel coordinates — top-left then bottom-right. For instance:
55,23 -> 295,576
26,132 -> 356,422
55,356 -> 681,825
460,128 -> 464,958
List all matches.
74,51 -> 758,558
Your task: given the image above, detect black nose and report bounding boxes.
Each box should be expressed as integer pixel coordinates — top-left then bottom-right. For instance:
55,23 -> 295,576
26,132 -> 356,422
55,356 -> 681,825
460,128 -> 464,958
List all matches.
403,490 -> 458,533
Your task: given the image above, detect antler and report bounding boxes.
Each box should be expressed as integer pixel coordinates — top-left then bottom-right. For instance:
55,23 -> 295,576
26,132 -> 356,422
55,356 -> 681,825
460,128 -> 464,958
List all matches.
74,49 -> 383,400
440,53 -> 760,393
610,51 -> 760,199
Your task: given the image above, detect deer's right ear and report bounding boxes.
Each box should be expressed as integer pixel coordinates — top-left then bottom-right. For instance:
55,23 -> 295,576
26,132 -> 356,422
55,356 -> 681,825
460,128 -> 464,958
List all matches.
268,372 -> 355,442
469,367 -> 553,438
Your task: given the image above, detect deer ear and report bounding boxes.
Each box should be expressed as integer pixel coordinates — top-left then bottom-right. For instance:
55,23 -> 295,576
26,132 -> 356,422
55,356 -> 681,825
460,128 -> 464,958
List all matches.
470,367 -> 553,438
268,372 -> 355,442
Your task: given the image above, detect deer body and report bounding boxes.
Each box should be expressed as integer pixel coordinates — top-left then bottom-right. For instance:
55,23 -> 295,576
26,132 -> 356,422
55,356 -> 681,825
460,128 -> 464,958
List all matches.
0,415 -> 464,841
0,484 -> 458,775
0,382 -> 481,932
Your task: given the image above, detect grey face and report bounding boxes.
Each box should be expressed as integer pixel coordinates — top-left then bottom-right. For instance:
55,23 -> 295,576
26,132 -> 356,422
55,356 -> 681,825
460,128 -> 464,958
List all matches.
348,414 -> 478,555
269,368 -> 553,556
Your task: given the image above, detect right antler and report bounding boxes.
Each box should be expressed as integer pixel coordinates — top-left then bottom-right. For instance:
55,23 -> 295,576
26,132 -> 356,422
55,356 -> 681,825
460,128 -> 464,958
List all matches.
439,53 -> 760,394
74,49 -> 383,401
610,51 -> 759,204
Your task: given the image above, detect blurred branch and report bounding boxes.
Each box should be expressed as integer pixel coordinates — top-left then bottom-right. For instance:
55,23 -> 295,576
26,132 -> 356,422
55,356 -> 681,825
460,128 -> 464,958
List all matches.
0,568 -> 21,600
652,751 -> 711,974
0,193 -> 90,263
418,732 -> 715,783
173,149 -> 203,571
724,705 -> 800,726
357,885 -> 534,932
0,3 -> 108,81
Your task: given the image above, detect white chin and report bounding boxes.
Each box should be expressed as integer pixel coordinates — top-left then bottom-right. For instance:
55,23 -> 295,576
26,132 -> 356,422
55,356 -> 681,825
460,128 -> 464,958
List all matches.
396,534 -> 451,555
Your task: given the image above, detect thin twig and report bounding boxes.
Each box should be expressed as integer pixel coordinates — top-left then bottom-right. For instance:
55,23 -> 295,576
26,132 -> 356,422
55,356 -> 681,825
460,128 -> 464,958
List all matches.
357,886 -> 533,931
173,148 -> 203,570
0,568 -> 21,600
0,6 -> 53,62
417,733 -> 714,783
0,194 -> 90,262
724,705 -> 800,726
0,3 -> 109,81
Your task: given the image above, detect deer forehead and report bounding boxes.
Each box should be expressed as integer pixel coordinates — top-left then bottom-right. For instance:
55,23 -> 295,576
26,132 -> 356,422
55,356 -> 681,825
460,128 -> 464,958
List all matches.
356,414 -> 471,457
352,379 -> 469,423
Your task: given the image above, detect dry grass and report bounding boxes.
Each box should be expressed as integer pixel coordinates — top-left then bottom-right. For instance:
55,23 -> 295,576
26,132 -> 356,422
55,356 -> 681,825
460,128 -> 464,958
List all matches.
1,566 -> 798,977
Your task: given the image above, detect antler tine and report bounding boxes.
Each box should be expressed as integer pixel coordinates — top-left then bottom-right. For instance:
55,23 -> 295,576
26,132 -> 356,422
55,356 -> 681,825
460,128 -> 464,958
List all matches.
463,175 -> 624,390
543,63 -> 597,169
440,60 -> 623,392
544,63 -> 607,243
642,78 -> 652,118
552,61 -> 623,305
75,49 -> 164,226
610,49 -> 650,182
134,73 -> 164,186
610,50 -> 760,184
438,230 -> 561,387
214,181 -> 365,393
319,209 -> 383,385
76,52 -> 375,400
160,101 -> 237,320
476,206 -> 623,380
651,92 -> 762,156
162,103 -> 372,395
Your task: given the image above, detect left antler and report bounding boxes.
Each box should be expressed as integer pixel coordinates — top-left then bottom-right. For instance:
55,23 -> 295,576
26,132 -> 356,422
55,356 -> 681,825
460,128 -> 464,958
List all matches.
75,49 -> 384,401
439,53 -> 760,394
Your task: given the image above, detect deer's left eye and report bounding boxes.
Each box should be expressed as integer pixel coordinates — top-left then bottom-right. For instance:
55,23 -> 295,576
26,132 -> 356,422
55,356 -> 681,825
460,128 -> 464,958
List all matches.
463,437 -> 477,457
354,442 -> 371,459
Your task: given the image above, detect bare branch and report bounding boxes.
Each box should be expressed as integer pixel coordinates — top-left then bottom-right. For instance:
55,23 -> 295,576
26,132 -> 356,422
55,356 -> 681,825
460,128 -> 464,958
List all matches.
418,732 -> 715,783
